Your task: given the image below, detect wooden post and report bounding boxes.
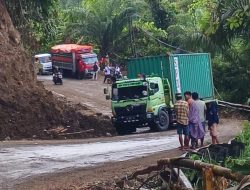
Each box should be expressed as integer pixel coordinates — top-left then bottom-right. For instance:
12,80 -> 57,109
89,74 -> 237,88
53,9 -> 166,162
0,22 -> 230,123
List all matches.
203,167 -> 214,190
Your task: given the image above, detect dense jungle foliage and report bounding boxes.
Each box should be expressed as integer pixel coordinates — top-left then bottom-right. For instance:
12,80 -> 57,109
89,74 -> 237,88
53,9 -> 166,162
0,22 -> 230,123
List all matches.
3,0 -> 250,103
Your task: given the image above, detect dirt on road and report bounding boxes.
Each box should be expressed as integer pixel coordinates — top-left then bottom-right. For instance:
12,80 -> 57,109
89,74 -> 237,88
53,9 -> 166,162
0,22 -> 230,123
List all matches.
0,2 -> 114,141
11,119 -> 243,190
38,75 -> 111,116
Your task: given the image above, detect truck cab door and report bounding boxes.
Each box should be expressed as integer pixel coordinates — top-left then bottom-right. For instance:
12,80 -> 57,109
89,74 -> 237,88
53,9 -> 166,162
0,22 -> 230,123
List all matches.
149,82 -> 165,106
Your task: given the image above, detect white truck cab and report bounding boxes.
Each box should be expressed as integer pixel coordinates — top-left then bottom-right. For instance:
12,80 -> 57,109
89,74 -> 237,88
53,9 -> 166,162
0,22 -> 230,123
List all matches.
34,53 -> 52,74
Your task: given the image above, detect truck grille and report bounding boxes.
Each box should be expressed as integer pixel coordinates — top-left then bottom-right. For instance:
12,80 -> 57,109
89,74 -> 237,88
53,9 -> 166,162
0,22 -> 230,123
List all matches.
114,104 -> 146,116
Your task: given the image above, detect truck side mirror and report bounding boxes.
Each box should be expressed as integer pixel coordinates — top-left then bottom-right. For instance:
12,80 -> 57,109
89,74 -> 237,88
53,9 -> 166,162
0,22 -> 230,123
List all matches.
106,95 -> 111,100
104,88 -> 108,94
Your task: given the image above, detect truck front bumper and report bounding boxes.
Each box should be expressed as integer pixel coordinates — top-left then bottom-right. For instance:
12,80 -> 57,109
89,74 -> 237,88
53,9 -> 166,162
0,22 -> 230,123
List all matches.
112,112 -> 155,126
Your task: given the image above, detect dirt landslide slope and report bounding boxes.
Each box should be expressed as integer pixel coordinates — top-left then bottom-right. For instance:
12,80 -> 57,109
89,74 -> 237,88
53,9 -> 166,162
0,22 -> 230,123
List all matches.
0,1 -> 115,140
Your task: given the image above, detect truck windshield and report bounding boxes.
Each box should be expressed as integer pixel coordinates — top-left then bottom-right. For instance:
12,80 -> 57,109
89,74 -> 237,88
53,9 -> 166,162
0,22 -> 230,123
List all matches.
112,85 -> 148,101
83,57 -> 98,64
39,56 -> 51,63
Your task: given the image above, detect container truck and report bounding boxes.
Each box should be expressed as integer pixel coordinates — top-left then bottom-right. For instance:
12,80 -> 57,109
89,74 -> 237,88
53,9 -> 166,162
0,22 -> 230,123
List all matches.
104,53 -> 215,135
50,44 -> 98,79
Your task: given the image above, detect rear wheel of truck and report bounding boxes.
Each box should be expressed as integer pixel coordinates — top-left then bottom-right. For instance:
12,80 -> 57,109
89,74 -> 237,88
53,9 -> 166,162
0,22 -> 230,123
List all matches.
76,72 -> 83,80
155,110 -> 169,131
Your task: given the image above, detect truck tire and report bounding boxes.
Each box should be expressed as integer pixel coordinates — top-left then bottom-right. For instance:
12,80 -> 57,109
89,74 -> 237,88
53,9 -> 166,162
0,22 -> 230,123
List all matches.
76,72 -> 83,80
155,110 -> 170,131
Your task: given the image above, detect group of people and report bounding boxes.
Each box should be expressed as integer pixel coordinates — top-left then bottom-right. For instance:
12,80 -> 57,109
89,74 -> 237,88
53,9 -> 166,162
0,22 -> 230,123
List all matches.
103,64 -> 122,83
92,62 -> 122,83
174,91 -> 219,151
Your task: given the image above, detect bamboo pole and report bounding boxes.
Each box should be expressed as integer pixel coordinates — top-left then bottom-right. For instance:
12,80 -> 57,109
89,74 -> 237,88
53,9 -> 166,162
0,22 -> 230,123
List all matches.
157,158 -> 245,182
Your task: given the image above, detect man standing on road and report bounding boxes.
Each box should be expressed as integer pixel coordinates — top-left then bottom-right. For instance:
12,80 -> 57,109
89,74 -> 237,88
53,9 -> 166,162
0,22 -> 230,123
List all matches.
34,57 -> 43,75
92,62 -> 99,80
207,101 -> 220,144
103,64 -> 111,83
174,93 -> 189,150
192,92 -> 206,147
184,91 -> 205,149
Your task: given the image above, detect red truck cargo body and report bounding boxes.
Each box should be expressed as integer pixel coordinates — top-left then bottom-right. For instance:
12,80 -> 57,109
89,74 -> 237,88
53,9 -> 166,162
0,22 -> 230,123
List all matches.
50,44 -> 98,79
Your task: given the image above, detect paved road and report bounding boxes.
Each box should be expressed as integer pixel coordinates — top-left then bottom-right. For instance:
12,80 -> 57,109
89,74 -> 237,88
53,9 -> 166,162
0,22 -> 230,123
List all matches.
0,131 -> 178,189
38,75 -> 112,116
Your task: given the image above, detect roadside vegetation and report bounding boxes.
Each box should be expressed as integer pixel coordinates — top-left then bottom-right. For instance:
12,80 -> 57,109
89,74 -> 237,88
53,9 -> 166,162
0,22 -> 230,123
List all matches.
184,121 -> 250,189
226,121 -> 250,174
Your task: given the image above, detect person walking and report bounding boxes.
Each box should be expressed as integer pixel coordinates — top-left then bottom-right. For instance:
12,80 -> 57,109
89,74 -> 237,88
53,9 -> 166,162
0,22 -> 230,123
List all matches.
184,91 -> 205,149
34,58 -> 43,75
92,62 -> 99,80
192,92 -> 206,147
207,101 -> 219,144
174,93 -> 189,150
114,65 -> 122,79
103,64 -> 111,83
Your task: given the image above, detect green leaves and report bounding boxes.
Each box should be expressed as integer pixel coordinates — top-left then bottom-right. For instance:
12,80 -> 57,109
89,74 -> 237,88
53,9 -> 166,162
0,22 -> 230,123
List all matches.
227,10 -> 245,30
70,0 -> 137,56
225,122 -> 250,174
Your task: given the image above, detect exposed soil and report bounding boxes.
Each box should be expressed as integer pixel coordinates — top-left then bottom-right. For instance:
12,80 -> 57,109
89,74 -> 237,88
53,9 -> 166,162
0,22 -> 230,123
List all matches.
219,106 -> 249,120
0,2 -> 114,140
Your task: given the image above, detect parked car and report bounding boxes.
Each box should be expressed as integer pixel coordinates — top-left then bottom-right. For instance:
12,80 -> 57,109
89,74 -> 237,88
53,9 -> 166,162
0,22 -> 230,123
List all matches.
34,53 -> 52,74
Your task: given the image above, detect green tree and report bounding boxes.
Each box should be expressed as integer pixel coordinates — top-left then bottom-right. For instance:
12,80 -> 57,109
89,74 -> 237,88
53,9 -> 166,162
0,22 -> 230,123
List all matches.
65,0 -> 136,57
190,0 -> 250,103
3,0 -> 60,52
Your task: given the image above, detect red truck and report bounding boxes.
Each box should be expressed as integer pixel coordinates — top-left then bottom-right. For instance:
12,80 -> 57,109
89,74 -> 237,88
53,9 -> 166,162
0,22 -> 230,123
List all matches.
50,44 -> 98,79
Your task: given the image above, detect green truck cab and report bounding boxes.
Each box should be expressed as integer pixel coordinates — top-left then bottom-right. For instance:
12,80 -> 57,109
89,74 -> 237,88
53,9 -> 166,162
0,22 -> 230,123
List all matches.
105,53 -> 215,135
105,76 -> 175,134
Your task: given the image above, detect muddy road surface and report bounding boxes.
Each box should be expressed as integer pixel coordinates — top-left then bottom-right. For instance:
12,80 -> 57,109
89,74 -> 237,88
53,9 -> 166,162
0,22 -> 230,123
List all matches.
0,131 -> 177,189
38,75 -> 111,116
0,119 -> 243,190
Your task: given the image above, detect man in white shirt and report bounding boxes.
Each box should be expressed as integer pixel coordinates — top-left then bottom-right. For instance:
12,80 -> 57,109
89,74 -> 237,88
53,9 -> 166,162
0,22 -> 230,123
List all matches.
103,64 -> 111,83
192,92 -> 207,131
192,92 -> 207,147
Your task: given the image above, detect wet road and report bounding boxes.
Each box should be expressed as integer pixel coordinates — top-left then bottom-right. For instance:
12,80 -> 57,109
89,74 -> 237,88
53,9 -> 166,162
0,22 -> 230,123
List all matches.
0,132 -> 178,189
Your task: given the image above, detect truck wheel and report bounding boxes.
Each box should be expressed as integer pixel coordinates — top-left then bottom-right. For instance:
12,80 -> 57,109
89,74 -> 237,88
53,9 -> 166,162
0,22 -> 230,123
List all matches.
155,110 -> 169,131
76,72 -> 83,80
